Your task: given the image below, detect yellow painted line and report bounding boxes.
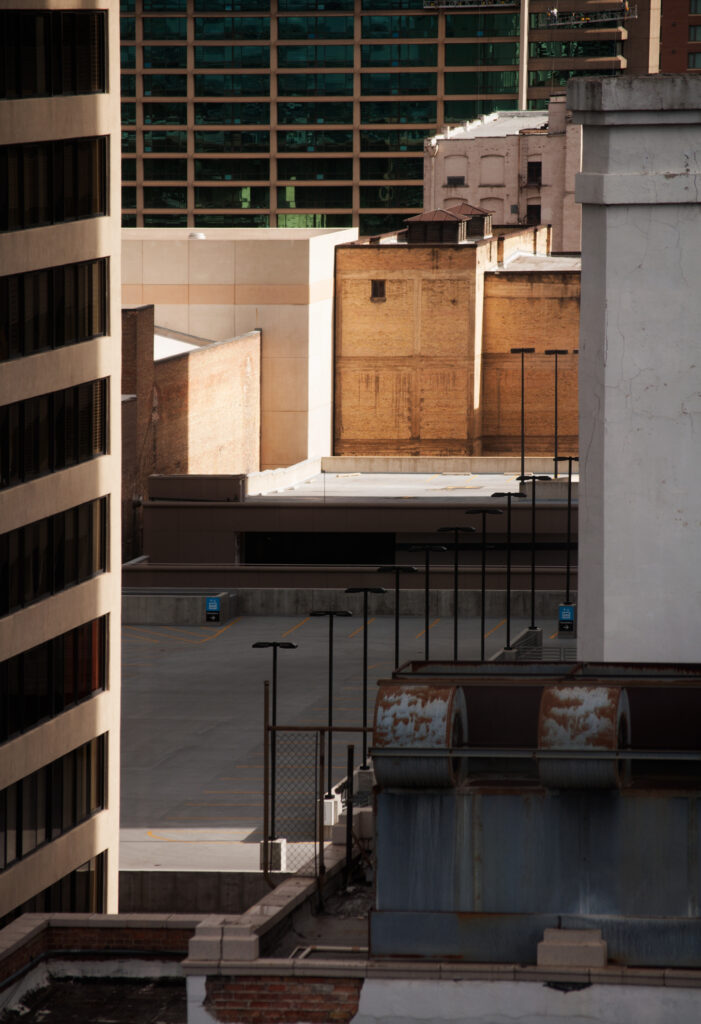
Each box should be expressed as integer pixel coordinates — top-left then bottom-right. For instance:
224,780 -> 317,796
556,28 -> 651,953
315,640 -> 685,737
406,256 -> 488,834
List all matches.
550,630 -> 559,640
162,625 -> 212,638
203,790 -> 261,795
348,617 -> 375,639
185,802 -> 262,807
484,618 -> 506,640
121,633 -> 161,645
194,618 -> 240,643
415,618 -> 441,639
282,616 -> 310,637
164,818 -> 258,824
147,830 -> 249,843
427,473 -> 440,482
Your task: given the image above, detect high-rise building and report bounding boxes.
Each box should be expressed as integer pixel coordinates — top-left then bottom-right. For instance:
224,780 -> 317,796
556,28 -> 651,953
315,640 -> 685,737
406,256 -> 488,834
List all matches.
661,0 -> 701,72
119,0 -> 658,235
0,1 -> 122,923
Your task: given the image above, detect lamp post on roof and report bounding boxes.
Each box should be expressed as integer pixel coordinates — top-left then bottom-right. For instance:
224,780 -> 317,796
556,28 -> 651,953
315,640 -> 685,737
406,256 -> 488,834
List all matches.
310,609 -> 353,798
544,349 -> 569,478
408,543 -> 448,661
464,508 -> 504,660
510,347 -> 535,481
376,565 -> 419,671
490,491 -> 527,651
437,525 -> 476,661
516,474 -> 552,632
345,586 -> 386,769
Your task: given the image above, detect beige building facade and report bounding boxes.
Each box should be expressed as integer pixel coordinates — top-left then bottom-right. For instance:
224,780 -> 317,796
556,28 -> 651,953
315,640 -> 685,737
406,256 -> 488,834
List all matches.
0,1 -> 122,920
423,96 -> 582,253
122,227 -> 357,470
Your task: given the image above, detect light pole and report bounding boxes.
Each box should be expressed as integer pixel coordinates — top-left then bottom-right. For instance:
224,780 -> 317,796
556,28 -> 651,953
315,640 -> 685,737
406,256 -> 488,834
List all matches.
464,508 -> 503,660
510,347 -> 535,481
554,455 -> 579,605
310,609 -> 352,798
516,474 -> 551,630
345,586 -> 386,769
376,565 -> 418,670
544,349 -> 568,477
252,640 -> 298,841
408,543 -> 447,661
437,526 -> 476,661
490,491 -> 527,650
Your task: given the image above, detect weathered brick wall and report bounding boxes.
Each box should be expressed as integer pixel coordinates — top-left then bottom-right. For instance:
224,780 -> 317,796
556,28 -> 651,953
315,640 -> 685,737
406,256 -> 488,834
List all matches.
153,334 -> 260,477
334,245 -> 481,456
205,976 -> 362,1024
480,271 -> 579,454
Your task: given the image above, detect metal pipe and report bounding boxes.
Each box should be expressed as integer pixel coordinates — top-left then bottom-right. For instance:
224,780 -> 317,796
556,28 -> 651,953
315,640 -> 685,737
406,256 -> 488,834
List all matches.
345,744 -> 354,888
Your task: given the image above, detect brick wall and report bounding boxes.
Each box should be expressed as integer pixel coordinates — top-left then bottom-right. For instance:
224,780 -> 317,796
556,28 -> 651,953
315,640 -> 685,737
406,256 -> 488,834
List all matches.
205,975 -> 362,1024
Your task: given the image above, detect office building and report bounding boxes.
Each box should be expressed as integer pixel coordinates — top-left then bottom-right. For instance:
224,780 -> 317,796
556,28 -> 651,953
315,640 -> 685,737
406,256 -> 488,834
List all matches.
0,1 -> 122,922
661,0 -> 701,72
119,0 -> 658,235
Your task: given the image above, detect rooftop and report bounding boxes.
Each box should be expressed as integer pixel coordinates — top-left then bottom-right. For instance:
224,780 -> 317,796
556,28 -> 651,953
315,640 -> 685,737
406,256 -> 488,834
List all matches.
434,109 -> 547,141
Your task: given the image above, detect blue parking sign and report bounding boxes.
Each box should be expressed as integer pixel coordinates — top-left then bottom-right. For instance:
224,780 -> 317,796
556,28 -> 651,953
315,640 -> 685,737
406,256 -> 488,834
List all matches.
558,603 -> 576,634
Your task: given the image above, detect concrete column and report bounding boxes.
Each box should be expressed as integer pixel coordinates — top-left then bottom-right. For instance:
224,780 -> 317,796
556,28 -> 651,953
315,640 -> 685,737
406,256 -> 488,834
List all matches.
568,75 -> 701,662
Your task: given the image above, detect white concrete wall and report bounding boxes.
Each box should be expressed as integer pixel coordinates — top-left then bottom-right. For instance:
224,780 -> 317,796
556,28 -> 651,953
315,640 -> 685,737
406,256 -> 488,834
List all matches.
570,75 -> 701,662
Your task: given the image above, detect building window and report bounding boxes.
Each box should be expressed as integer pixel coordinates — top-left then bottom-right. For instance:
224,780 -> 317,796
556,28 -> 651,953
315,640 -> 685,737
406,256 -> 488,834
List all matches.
0,497 -> 108,619
0,259 -> 107,363
691,0 -> 701,13
0,736 -> 105,874
690,26 -> 701,40
688,52 -> 701,67
0,138 -> 107,234
0,380 -> 107,491
526,204 -> 541,225
446,175 -> 465,188
526,161 -> 542,186
0,618 -> 107,745
0,11 -> 106,99
371,279 -> 386,301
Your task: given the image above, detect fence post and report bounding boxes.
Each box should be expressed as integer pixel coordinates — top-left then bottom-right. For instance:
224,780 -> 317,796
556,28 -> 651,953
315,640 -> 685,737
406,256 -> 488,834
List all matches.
262,680 -> 270,882
317,729 -> 326,910
345,744 -> 354,888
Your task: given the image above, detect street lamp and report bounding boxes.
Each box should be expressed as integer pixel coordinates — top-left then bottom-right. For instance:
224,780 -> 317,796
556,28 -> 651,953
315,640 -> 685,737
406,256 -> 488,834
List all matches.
554,455 -> 579,606
376,565 -> 418,670
408,544 -> 447,660
437,525 -> 476,661
510,347 -> 535,481
490,491 -> 527,650
544,349 -> 568,477
310,609 -> 352,797
252,640 -> 298,841
464,508 -> 504,660
516,474 -> 552,631
345,586 -> 386,768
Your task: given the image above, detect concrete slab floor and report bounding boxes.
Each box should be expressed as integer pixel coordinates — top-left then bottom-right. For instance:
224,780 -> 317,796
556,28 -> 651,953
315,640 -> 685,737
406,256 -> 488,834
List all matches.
121,612 -> 565,871
0,978 -> 186,1024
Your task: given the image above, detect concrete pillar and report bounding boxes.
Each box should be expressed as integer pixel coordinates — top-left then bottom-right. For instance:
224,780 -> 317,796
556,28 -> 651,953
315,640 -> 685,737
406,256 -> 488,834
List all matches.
568,75 -> 701,662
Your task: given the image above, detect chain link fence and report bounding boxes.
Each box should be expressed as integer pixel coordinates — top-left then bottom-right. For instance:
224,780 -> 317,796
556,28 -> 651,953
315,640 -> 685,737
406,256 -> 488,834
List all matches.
271,729 -> 321,875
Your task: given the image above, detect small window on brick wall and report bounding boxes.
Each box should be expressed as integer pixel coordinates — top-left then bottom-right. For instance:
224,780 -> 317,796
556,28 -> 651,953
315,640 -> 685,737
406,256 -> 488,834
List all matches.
446,175 -> 465,187
370,279 -> 386,301
526,160 -> 542,186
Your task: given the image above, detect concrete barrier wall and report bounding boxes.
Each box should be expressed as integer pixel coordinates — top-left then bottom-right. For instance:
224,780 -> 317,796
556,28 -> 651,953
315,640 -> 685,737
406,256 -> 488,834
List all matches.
321,456 -> 557,474
119,871 -> 287,915
122,590 -> 236,625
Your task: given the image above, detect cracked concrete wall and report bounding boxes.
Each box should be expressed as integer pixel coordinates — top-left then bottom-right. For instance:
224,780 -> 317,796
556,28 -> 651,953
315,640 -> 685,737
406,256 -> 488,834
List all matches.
569,75 -> 701,662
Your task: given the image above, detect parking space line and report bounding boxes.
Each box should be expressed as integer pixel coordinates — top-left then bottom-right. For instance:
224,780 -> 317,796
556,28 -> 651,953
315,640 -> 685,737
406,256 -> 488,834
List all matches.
348,617 -> 375,639
550,630 -> 559,640
415,618 -> 441,639
123,626 -> 188,643
484,618 -> 506,639
282,616 -> 310,637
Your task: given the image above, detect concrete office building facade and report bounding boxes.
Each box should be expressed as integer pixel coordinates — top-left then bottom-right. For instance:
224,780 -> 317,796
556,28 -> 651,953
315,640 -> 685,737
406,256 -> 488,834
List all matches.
119,0 -> 657,235
423,96 -> 582,252
0,2 -> 122,921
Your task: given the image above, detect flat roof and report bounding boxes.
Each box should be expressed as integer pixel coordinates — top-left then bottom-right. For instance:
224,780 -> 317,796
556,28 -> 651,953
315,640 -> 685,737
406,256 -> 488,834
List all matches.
122,227 -> 358,241
499,253 -> 581,272
435,109 -> 547,140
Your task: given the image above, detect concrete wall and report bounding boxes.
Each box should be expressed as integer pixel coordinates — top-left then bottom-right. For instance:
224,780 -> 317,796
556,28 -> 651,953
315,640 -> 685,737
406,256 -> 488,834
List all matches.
570,74 -> 701,662
119,871 -> 286,915
121,228 -> 357,470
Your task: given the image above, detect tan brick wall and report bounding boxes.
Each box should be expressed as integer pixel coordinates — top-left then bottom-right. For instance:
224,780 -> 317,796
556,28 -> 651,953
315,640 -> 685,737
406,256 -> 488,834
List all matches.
481,271 -> 580,454
153,335 -> 261,478
335,245 -> 481,456
205,976 -> 362,1024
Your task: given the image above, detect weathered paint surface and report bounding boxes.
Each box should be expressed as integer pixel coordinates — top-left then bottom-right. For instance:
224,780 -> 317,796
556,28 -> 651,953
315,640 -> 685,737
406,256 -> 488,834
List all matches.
538,686 -> 630,789
372,685 -> 467,789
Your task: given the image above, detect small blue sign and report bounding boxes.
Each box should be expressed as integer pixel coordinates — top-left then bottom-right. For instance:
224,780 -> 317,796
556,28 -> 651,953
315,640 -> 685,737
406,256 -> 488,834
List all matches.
558,603 -> 576,634
206,597 -> 220,613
